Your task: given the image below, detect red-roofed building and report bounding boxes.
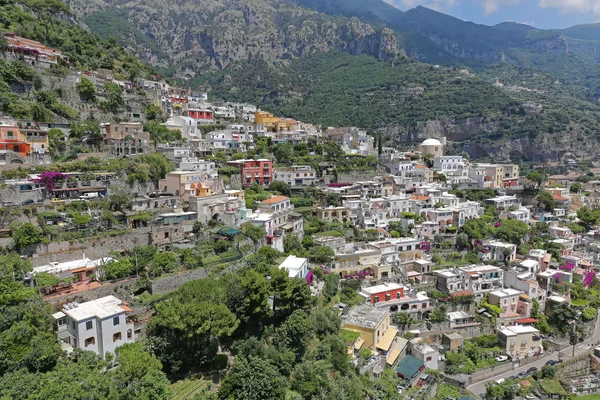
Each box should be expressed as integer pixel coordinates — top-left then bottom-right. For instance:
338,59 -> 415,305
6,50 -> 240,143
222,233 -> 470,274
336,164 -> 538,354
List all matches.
228,159 -> 273,187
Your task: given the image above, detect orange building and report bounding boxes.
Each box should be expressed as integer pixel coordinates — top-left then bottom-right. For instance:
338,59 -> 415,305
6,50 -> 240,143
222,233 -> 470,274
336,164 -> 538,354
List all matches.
0,123 -> 31,157
4,33 -> 68,66
255,111 -> 280,132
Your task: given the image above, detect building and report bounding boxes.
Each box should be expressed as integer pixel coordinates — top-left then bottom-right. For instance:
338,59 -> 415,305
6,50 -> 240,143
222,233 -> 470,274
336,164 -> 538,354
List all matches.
0,120 -> 31,158
57,296 -> 134,358
419,138 -> 444,157
497,325 -> 543,359
485,195 -> 520,210
488,288 -> 523,317
159,170 -> 223,201
395,355 -> 425,386
273,165 -> 317,186
179,158 -> 217,176
4,33 -> 69,66
446,311 -> 480,329
408,338 -> 439,370
435,265 -> 504,299
278,255 -> 309,279
442,332 -> 464,351
186,108 -> 214,124
479,241 -> 517,263
360,283 -> 406,305
101,122 -> 150,157
342,306 -> 392,351
255,111 -> 281,131
227,159 -> 273,187
433,156 -> 466,173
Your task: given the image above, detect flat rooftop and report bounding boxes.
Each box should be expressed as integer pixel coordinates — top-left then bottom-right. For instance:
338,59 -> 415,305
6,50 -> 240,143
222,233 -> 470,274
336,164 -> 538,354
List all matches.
344,305 -> 388,329
360,282 -> 405,295
62,295 -> 126,322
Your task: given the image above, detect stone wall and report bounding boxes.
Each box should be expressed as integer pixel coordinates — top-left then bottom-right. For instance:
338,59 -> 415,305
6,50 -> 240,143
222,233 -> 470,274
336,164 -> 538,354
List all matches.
151,268 -> 209,294
470,363 -> 514,383
27,228 -> 151,267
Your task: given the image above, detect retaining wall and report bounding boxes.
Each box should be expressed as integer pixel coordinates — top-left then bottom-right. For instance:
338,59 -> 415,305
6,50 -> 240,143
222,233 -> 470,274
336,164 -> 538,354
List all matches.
27,228 -> 151,266
151,268 -> 209,294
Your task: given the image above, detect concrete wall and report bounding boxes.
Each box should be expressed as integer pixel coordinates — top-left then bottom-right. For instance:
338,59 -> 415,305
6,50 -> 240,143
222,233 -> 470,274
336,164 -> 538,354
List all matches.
151,268 -> 209,294
27,228 -> 151,266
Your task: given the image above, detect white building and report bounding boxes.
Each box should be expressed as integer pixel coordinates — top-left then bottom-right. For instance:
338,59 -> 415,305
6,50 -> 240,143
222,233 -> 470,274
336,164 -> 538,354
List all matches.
433,156 -> 466,173
479,241 -> 517,263
278,255 -> 309,279
58,296 -> 134,358
408,337 -> 439,370
273,165 -> 317,186
179,157 -> 218,177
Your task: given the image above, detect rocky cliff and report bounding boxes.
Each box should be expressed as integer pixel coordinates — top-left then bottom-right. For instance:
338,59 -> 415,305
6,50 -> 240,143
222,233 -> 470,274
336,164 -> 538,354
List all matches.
74,0 -> 401,78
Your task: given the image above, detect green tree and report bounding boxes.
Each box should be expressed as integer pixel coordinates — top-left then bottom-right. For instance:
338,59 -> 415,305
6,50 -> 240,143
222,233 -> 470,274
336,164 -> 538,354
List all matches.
103,258 -> 134,280
268,181 -> 291,196
461,218 -> 490,240
149,252 -> 178,277
145,104 -> 163,121
273,310 -> 315,360
102,82 -> 124,113
493,219 -> 529,244
108,185 -> 132,212
148,279 -> 239,373
10,222 -> 43,252
315,308 -> 341,338
308,246 -> 334,264
218,356 -> 286,400
242,223 -> 265,248
22,0 -> 70,44
570,182 -> 582,193
537,191 -> 557,212
526,170 -> 543,188
112,342 -> 172,400
76,77 -> 95,101
48,128 -> 66,157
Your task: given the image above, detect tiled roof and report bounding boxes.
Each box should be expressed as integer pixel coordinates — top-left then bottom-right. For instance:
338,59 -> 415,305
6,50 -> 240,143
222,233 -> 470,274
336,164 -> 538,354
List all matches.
260,196 -> 289,204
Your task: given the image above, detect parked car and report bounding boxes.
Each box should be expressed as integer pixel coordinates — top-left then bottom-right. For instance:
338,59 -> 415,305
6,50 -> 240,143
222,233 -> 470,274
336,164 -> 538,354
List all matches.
51,198 -> 65,204
545,360 -> 559,366
495,378 -> 505,385
516,372 -> 526,378
21,199 -> 34,205
495,355 -> 509,362
2,201 -> 15,206
525,367 -> 538,376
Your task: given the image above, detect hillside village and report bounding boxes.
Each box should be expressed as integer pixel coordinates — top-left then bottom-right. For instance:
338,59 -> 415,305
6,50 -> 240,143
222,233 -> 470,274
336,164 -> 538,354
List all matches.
4,14 -> 600,400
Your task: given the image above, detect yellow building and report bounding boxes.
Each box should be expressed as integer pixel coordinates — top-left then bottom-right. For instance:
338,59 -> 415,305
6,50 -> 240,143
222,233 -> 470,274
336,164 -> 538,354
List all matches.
343,306 -> 396,352
497,325 -> 543,359
255,111 -> 280,132
316,206 -> 350,223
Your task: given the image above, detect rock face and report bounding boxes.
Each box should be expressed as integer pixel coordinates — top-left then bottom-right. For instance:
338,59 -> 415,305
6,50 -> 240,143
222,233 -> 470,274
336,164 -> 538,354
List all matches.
75,0 -> 401,75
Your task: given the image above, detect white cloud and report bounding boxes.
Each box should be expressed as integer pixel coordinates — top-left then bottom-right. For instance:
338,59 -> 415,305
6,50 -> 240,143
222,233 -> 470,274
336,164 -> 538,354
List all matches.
477,0 -> 522,15
538,0 -> 600,16
383,0 -> 460,11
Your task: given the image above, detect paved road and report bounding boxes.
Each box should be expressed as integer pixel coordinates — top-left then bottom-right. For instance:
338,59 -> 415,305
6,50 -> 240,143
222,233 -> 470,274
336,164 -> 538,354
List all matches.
467,317 -> 600,398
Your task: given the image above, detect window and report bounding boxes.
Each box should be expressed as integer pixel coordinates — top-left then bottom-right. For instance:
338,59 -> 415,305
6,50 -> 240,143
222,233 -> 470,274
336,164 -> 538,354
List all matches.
113,316 -> 120,326
72,320 -> 76,330
84,337 -> 95,347
7,131 -> 13,137
86,321 -> 93,330
426,357 -> 432,362
113,332 -> 122,342
127,329 -> 133,339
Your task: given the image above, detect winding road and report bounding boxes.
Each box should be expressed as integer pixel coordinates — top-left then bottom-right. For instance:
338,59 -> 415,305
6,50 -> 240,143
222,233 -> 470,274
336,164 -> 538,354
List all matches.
467,317 -> 600,398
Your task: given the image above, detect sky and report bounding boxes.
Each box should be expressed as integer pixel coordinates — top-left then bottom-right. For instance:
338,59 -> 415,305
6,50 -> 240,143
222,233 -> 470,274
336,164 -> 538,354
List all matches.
384,0 -> 600,28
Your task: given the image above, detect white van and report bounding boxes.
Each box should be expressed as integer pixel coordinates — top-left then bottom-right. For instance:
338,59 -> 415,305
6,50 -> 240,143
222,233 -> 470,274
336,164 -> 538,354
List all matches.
79,192 -> 99,200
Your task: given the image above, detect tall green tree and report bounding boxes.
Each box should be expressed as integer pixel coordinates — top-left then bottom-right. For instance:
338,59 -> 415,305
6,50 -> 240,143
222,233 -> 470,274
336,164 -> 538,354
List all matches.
218,356 -> 286,400
22,0 -> 70,44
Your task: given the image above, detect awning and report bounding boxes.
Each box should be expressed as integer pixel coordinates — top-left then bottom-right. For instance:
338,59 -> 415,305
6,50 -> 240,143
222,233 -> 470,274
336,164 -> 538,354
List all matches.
376,327 -> 398,352
386,348 -> 401,365
354,337 -> 365,350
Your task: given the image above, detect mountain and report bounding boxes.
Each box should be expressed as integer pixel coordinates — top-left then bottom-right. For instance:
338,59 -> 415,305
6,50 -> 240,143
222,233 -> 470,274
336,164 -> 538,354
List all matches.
18,0 -> 600,161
